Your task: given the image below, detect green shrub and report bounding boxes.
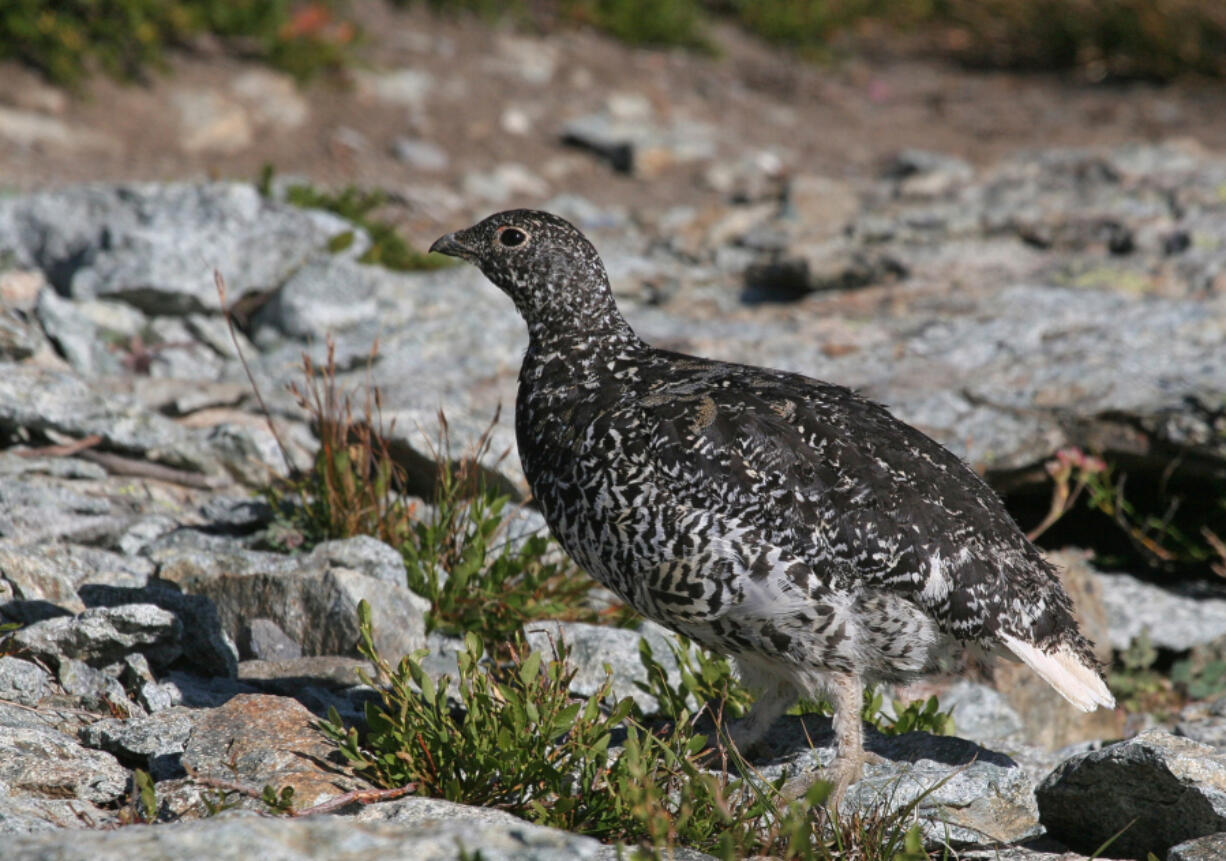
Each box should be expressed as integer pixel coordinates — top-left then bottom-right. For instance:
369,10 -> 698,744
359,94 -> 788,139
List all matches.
261,172 -> 452,273
637,631 -> 956,737
320,600 -> 938,858
0,0 -> 355,86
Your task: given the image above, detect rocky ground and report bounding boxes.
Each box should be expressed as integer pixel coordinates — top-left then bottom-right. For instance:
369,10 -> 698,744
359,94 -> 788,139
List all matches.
3,5 -> 1226,860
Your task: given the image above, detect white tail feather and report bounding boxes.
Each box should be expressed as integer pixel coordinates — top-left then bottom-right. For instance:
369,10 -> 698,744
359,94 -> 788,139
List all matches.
1000,633 -> 1116,712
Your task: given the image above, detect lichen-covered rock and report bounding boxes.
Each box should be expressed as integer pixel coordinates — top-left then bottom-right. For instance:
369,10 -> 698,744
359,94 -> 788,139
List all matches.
0,725 -> 129,804
0,656 -> 52,706
753,717 -> 1041,846
1036,730 -> 1226,858
0,809 -> 618,860
12,604 -> 182,669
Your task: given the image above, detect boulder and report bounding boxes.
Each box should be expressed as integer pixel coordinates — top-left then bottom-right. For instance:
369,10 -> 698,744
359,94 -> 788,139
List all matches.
1036,730 -> 1226,857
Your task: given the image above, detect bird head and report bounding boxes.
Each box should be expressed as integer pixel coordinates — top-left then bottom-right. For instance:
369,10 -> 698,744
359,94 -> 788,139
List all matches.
430,210 -> 630,344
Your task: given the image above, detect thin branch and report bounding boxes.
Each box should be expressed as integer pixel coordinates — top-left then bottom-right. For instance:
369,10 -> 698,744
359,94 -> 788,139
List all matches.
215,269 -> 295,475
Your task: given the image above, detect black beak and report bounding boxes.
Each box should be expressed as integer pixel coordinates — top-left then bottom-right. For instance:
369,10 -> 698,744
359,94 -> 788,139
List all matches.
429,231 -> 476,260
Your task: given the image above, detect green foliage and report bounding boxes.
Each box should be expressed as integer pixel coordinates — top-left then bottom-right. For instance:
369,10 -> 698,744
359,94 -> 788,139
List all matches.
130,769 -> 158,824
0,0 -> 355,87
260,170 -> 452,273
1171,634 -> 1226,702
566,0 -> 712,50
261,784 -> 296,814
1107,630 -> 1181,715
0,620 -> 20,657
636,632 -> 954,737
320,600 -> 946,858
724,0 -> 877,52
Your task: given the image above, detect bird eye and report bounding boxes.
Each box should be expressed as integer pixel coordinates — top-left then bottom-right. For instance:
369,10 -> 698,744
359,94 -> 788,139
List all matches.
496,227 -> 528,248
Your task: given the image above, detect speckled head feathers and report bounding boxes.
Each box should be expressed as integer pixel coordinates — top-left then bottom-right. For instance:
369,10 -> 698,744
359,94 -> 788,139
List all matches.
431,210 -> 634,345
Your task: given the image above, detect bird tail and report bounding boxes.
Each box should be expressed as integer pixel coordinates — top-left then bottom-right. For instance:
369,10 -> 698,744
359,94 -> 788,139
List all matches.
999,633 -> 1115,712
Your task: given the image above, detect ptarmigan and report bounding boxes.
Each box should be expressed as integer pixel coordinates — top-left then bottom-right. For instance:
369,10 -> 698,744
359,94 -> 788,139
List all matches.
430,210 -> 1114,804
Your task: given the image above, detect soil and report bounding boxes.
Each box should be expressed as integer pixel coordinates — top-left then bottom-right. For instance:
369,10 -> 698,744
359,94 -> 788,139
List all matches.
3,3 -> 1226,250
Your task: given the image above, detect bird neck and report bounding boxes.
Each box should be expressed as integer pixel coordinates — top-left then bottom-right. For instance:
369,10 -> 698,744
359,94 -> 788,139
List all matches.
520,284 -> 643,357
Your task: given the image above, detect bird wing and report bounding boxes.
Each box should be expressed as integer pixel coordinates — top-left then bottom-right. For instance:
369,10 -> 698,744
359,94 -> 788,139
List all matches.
632,354 -> 1066,646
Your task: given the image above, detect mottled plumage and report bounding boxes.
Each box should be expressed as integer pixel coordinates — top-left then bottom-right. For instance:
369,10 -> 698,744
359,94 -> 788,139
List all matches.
430,210 -> 1113,802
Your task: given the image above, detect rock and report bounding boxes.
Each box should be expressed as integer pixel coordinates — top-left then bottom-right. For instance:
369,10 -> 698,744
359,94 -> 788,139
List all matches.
0,474 -> 125,545
0,105 -> 118,152
0,364 -> 221,474
1176,698 -> 1226,748
1036,729 -> 1226,857
79,708 -> 195,780
57,658 -> 141,716
523,620 -> 682,714
391,137 -> 449,171
0,809 -> 615,860
256,256 -> 382,339
936,681 -> 1025,746
355,67 -> 435,108
0,796 -> 107,835
786,175 -> 860,239
461,163 -> 550,205
753,716 -> 1040,845
229,70 -> 309,131
1094,569 -> 1226,652
12,604 -> 183,670
0,724 -> 129,804
0,656 -> 52,706
172,88 -> 253,154
561,112 -> 716,177
310,536 -> 409,587
238,618 -> 303,661
1169,833 -> 1226,861
0,309 -> 41,360
77,584 -> 239,679
883,148 -> 974,198
0,542 -> 153,595
34,287 -> 123,376
150,535 -> 428,662
0,183 -> 362,315
180,694 -> 359,808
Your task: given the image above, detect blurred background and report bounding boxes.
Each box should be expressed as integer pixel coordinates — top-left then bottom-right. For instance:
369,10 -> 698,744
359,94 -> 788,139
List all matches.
4,0 -> 1226,234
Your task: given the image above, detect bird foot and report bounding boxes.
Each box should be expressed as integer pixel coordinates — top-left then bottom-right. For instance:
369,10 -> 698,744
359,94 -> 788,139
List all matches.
780,750 -> 884,810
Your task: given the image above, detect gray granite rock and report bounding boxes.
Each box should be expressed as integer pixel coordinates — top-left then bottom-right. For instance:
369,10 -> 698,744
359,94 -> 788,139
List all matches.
751,716 -> 1041,846
0,810 -> 614,860
0,183 -> 364,315
0,474 -> 125,545
1169,832 -> 1226,861
0,656 -> 52,706
76,583 -> 239,679
0,363 -> 221,474
238,618 -> 303,661
0,797 -> 111,835
57,657 -> 141,716
1037,729 -> 1226,858
936,680 -> 1025,746
79,708 -> 195,779
310,536 -> 409,588
149,534 -> 428,661
34,287 -> 123,375
0,724 -> 129,804
1094,570 -> 1226,652
256,256 -> 383,339
12,604 -> 182,670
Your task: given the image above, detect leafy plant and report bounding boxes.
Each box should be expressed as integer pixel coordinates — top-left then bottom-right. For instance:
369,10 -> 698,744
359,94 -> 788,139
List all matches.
1108,630 -> 1181,715
259,169 -> 452,273
0,0 -> 355,87
637,632 -> 954,737
263,336 -> 418,551
321,600 -> 947,859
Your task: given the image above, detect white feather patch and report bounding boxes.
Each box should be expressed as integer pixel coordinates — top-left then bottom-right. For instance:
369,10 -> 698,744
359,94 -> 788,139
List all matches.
920,551 -> 950,603
1000,633 -> 1116,712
